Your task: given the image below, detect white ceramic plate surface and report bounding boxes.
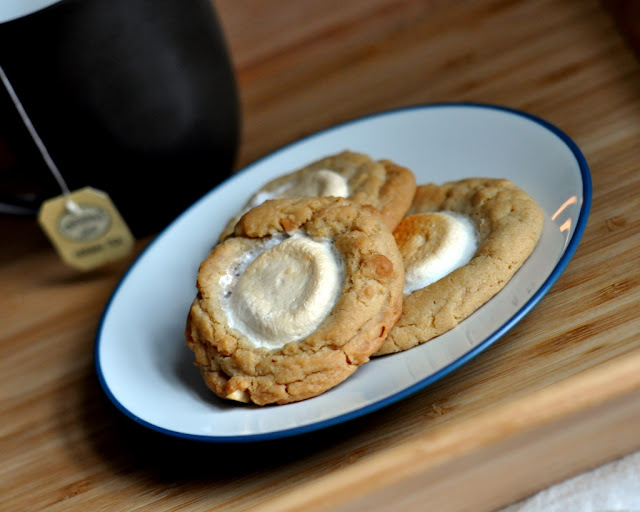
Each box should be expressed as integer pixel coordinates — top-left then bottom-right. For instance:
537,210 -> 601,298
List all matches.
95,103 -> 591,442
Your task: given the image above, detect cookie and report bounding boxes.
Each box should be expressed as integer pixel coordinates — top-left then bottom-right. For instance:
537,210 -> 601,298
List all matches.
186,196 -> 404,405
376,178 -> 544,355
219,150 -> 416,240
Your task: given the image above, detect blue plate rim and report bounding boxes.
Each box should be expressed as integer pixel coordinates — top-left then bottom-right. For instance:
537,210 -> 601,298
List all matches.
94,101 -> 592,443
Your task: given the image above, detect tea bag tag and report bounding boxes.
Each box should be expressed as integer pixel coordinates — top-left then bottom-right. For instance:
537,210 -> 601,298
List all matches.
37,187 -> 135,271
1,64 -> 134,271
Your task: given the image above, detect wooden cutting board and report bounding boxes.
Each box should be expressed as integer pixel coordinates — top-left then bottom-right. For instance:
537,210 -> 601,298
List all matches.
1,1 -> 639,510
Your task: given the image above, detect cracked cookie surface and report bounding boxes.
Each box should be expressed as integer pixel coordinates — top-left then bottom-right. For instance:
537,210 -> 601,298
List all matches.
186,197 -> 404,405
219,150 -> 416,241
376,178 -> 544,355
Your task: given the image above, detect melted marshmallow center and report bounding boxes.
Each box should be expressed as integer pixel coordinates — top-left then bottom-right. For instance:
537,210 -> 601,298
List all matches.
222,233 -> 344,349
248,169 -> 349,208
400,211 -> 478,295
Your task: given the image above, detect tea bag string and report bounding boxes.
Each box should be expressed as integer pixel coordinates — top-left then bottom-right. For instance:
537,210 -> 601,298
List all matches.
0,64 -> 80,214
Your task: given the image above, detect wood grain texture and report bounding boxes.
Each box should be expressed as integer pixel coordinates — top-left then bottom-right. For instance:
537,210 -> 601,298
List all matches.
2,0 -> 640,510
258,352 -> 640,512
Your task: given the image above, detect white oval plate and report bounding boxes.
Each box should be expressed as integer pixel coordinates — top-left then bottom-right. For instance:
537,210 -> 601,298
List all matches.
95,103 -> 591,442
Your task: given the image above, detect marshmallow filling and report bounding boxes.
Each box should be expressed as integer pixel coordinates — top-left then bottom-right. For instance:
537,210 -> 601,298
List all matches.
402,211 -> 478,295
247,168 -> 349,208
221,232 -> 345,350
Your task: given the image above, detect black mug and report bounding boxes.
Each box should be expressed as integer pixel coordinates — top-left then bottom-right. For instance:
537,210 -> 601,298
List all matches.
0,0 -> 240,236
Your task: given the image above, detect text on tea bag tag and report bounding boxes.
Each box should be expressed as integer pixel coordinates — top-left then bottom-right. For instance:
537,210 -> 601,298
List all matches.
37,187 -> 135,271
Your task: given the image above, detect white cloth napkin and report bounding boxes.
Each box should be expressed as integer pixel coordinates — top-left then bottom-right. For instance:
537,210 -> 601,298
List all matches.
498,449 -> 640,512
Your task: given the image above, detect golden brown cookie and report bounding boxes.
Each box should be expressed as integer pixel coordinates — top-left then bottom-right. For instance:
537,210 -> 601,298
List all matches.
376,178 -> 544,355
219,150 -> 416,240
186,196 -> 404,405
